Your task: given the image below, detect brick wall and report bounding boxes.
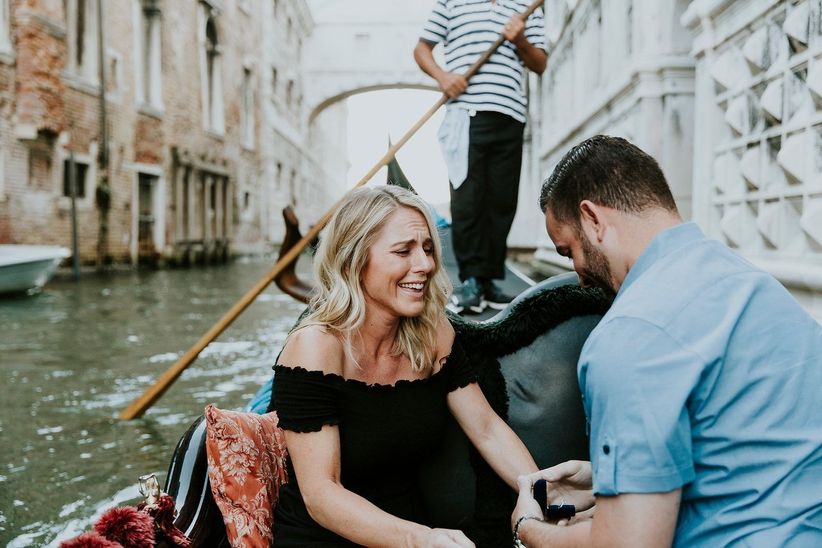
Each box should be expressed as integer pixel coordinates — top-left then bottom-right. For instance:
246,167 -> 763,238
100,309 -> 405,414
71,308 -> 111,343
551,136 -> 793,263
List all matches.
0,0 -> 336,265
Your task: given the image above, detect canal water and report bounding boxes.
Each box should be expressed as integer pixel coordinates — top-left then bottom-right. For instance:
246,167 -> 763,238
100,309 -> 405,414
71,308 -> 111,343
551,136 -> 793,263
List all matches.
0,257 -> 308,546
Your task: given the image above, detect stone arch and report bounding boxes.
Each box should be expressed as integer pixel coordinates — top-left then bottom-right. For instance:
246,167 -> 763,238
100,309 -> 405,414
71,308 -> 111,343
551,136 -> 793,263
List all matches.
308,82 -> 439,123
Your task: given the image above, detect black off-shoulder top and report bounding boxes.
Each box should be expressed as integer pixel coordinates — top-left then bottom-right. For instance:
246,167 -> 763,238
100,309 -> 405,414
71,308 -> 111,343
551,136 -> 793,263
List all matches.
272,341 -> 476,547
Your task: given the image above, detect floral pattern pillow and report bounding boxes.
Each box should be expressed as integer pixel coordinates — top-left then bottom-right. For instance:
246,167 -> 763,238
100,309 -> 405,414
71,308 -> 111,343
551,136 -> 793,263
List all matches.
204,404 -> 288,548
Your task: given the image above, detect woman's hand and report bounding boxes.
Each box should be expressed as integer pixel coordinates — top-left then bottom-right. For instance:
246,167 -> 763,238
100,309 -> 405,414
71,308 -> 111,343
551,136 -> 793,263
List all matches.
425,528 -> 475,547
512,474 -> 545,528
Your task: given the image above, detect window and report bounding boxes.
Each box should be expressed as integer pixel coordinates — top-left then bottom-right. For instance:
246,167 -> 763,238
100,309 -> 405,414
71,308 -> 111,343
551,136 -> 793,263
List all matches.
201,3 -> 224,132
287,17 -> 293,44
136,0 -> 163,108
276,162 -> 282,188
63,159 -> 89,198
272,0 -> 278,16
0,0 -> 11,53
28,147 -> 53,190
137,172 -> 160,257
65,0 -> 99,82
271,67 -> 278,101
242,67 -> 254,148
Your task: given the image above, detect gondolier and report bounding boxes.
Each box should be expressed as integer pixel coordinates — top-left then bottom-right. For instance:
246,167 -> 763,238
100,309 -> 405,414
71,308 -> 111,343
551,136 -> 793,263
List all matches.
414,0 -> 547,314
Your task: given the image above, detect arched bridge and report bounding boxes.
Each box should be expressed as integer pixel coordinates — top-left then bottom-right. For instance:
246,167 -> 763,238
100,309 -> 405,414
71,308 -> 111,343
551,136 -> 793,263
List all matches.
304,0 -> 440,121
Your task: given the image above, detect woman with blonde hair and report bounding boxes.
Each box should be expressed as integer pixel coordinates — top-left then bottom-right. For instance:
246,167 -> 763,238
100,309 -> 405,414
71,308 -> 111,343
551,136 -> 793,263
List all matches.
273,185 -> 538,547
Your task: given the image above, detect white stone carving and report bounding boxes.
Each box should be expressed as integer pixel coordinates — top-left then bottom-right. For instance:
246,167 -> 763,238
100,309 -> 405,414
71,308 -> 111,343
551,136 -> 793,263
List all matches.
784,1 -> 810,52
686,0 -> 822,321
740,146 -> 762,188
725,93 -> 755,135
710,47 -> 750,91
743,24 -> 787,73
714,152 -> 746,197
807,62 -> 822,103
720,203 -> 759,248
786,72 -> 815,125
744,26 -> 770,72
757,200 -> 801,248
800,197 -> 822,247
760,77 -> 783,122
763,142 -> 789,188
777,131 -> 819,183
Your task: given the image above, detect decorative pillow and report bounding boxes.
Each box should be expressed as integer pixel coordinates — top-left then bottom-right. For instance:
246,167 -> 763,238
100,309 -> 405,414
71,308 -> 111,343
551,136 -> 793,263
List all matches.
204,404 -> 288,548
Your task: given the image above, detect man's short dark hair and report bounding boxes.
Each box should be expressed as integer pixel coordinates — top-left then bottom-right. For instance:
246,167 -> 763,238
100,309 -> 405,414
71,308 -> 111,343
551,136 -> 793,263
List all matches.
539,135 -> 678,227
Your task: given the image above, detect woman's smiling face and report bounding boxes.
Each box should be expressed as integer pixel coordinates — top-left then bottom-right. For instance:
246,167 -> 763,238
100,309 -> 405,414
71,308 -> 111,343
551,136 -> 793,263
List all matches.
361,207 -> 436,319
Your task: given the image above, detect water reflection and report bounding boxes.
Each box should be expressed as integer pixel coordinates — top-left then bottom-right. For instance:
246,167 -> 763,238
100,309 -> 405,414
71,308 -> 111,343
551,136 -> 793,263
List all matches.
0,258 -> 306,546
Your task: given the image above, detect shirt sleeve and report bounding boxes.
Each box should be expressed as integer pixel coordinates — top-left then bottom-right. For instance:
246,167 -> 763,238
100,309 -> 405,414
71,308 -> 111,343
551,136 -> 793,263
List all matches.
420,0 -> 449,45
579,317 -> 701,495
272,365 -> 340,433
444,337 -> 478,392
524,5 -> 547,51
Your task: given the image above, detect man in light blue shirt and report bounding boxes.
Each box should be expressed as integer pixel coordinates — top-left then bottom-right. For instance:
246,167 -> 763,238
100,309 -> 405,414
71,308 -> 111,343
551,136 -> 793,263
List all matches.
511,135 -> 822,547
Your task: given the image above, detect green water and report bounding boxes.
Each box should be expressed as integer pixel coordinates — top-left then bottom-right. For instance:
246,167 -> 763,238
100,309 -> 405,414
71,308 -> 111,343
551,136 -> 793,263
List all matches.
0,257 -> 307,546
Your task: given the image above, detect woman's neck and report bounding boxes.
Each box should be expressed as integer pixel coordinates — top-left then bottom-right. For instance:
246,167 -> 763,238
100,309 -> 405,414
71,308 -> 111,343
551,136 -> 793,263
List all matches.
356,309 -> 400,363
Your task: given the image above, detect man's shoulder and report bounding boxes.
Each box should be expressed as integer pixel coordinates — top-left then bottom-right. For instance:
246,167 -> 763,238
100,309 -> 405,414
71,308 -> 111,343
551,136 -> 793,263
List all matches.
619,238 -> 764,316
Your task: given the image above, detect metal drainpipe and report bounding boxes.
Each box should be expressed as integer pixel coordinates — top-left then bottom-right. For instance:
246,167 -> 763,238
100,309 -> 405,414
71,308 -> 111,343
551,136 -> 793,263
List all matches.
96,0 -> 107,168
96,0 -> 109,267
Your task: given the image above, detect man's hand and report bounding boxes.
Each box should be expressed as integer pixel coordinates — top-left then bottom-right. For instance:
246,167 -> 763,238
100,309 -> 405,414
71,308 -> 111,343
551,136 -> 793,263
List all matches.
436,72 -> 468,98
501,13 -> 547,74
502,14 -> 527,46
542,460 -> 596,513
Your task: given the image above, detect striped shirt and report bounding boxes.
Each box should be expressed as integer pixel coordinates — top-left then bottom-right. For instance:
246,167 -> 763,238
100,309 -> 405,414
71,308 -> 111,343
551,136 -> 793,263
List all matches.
420,0 -> 546,123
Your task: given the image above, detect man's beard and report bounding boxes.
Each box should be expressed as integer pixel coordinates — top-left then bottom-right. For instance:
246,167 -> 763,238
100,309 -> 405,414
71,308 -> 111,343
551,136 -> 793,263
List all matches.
580,234 -> 617,301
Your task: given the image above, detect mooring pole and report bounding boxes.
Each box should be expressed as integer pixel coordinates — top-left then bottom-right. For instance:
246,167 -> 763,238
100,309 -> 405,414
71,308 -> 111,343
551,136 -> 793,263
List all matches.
69,150 -> 80,281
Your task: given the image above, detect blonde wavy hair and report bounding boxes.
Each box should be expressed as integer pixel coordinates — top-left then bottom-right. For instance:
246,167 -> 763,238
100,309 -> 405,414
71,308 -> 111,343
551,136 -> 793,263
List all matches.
299,185 -> 452,373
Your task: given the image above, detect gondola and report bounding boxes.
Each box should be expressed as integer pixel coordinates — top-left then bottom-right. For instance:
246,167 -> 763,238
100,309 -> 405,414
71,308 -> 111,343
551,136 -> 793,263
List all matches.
161,202 -> 611,546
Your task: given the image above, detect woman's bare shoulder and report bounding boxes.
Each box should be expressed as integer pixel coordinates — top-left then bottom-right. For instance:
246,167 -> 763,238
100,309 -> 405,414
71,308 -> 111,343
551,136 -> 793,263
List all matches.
278,324 -> 345,375
434,313 -> 456,371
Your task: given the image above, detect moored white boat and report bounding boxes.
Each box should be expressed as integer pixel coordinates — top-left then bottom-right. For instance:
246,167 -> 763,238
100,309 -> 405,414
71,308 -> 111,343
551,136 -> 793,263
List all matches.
0,245 -> 70,294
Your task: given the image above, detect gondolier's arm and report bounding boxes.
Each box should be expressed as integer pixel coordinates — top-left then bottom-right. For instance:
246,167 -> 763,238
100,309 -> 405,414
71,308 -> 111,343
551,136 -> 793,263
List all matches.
414,40 -> 467,99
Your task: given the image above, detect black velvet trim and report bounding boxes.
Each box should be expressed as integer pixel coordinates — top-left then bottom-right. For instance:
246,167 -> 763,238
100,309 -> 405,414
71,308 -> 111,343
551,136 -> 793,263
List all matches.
450,285 -> 610,357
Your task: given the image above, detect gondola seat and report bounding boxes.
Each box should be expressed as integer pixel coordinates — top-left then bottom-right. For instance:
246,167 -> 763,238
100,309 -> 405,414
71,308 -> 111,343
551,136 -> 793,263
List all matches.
163,272 -> 609,546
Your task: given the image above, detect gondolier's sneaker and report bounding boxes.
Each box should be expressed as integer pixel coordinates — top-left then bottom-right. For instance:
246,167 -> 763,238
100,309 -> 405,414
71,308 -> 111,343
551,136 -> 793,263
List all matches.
449,277 -> 486,314
481,279 -> 516,310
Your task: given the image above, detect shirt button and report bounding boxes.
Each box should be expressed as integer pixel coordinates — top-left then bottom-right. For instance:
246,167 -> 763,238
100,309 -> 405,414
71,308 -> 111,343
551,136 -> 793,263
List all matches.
603,444 -> 611,455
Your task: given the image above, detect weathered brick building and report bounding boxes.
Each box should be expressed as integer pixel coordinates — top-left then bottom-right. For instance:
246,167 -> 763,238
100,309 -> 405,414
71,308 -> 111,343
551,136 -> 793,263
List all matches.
0,0 -> 345,265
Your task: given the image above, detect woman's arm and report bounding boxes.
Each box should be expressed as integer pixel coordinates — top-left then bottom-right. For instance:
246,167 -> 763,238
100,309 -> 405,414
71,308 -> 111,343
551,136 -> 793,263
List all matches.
447,383 -> 538,489
435,316 -> 537,488
284,426 -> 473,547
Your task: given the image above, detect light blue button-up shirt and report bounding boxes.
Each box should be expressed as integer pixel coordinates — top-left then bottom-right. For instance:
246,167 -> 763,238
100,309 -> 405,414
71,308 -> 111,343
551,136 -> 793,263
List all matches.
579,222 -> 822,546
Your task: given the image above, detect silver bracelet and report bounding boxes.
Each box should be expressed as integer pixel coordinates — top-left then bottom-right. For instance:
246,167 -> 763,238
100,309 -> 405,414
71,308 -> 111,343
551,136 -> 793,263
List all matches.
513,515 -> 544,547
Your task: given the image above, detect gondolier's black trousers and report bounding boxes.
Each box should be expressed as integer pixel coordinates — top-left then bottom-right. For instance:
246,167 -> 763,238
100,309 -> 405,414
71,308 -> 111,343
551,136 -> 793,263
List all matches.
450,110 -> 524,281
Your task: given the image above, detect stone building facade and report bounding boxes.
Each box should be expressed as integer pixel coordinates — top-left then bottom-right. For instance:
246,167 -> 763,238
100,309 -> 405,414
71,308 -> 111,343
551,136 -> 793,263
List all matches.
532,0 -> 821,322
0,0 -> 346,265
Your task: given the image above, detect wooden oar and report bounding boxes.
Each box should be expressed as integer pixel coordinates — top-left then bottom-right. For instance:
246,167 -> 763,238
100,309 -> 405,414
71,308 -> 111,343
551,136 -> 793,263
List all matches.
119,0 -> 545,420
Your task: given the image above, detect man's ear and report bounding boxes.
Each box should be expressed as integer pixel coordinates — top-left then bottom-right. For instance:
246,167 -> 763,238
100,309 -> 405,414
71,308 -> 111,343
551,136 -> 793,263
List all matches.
579,200 -> 606,242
